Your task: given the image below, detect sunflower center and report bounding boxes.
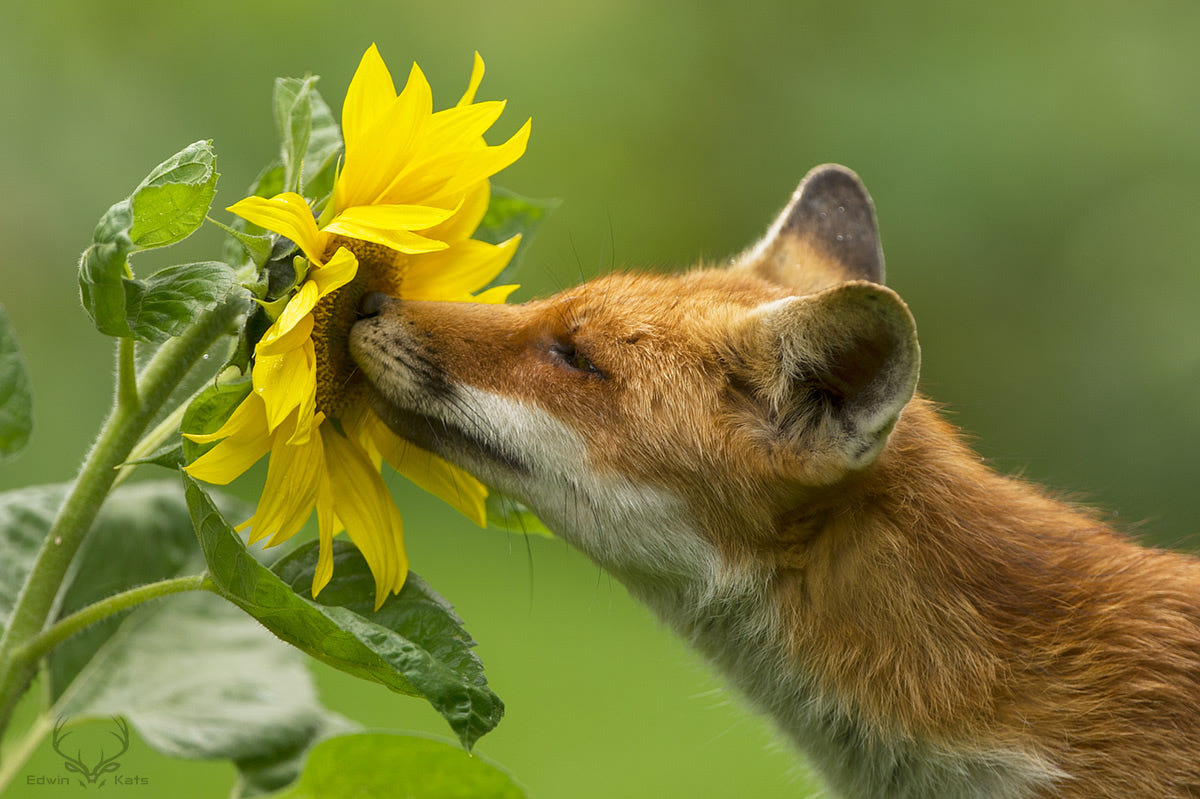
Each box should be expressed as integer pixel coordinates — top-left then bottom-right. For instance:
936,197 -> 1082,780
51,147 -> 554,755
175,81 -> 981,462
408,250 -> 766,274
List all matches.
312,236 -> 408,418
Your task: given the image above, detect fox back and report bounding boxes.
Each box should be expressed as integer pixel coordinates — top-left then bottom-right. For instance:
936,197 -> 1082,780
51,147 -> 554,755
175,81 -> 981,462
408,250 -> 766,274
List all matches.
350,165 -> 1200,798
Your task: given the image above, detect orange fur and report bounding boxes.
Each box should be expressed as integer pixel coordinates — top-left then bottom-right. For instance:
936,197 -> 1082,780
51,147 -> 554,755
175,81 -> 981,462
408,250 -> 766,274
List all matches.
350,165 -> 1200,798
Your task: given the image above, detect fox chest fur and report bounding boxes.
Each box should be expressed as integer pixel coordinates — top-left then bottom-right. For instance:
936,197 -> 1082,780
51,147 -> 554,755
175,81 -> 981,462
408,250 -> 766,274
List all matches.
349,165 -> 1200,798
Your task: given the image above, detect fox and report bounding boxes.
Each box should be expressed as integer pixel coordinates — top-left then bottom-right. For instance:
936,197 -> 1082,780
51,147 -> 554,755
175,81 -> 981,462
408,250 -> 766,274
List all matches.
348,164 -> 1200,798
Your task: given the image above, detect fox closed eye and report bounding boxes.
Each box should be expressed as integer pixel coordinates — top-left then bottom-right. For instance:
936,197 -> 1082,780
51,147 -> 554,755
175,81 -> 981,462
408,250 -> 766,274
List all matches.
549,341 -> 603,377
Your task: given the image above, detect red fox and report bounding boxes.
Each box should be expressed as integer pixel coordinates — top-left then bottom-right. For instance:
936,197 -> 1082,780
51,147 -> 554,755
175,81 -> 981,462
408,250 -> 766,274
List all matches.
349,164 -> 1200,798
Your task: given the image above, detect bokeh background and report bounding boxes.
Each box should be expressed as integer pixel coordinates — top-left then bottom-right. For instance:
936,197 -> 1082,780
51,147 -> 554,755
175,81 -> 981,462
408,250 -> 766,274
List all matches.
3,1 -> 1199,797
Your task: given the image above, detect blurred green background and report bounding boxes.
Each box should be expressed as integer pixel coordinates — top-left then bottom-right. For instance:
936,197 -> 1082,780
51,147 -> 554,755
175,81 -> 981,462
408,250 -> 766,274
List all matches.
3,1 -> 1199,797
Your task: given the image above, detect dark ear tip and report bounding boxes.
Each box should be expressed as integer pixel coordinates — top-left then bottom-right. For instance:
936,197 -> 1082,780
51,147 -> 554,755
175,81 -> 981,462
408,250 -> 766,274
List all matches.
783,164 -> 885,284
797,164 -> 871,202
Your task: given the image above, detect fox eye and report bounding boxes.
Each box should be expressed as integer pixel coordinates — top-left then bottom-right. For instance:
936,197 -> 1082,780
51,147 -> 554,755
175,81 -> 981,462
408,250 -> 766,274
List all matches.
551,342 -> 602,376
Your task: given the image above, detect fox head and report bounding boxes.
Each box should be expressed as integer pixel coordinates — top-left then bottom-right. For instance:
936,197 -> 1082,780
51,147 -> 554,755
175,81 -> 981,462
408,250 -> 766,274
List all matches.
350,164 -> 919,592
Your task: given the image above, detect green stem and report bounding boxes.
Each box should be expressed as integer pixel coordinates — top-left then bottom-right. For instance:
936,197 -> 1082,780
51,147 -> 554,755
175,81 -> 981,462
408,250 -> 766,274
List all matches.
117,337 -> 138,410
0,294 -> 244,743
14,575 -> 212,668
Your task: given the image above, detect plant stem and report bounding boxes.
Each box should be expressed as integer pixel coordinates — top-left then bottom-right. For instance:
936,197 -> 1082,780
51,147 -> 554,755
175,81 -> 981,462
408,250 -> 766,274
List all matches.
0,294 -> 244,743
14,574 -> 213,668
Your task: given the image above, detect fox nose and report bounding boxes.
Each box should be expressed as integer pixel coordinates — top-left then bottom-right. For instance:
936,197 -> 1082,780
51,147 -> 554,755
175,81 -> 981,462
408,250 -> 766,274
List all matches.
358,291 -> 394,319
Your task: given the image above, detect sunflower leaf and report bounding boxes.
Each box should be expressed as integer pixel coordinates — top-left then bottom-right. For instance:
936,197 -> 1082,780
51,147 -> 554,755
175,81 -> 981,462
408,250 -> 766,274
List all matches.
78,200 -> 136,337
301,87 -> 342,202
123,261 -> 236,343
129,140 -> 220,249
0,305 -> 33,464
0,480 -> 336,786
185,476 -> 505,749
78,142 -> 224,338
181,377 -> 253,462
275,77 -> 317,196
257,733 -> 525,799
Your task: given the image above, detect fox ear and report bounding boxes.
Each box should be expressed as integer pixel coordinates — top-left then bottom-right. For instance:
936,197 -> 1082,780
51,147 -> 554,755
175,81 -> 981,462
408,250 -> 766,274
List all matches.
736,164 -> 885,293
740,281 -> 919,475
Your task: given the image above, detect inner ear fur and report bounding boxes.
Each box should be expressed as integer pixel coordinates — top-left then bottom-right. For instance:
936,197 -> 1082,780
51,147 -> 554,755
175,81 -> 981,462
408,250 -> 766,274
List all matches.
737,281 -> 920,475
736,164 -> 885,293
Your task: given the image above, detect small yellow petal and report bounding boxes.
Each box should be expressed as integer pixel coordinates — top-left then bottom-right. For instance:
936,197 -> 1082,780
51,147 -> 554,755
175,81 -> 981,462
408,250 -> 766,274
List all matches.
472,283 -> 521,304
331,202 -> 459,233
423,181 -> 490,244
311,469 -> 341,597
308,247 -> 359,296
320,216 -> 450,255
336,62 -> 432,212
241,414 -> 325,546
253,340 -> 317,437
457,52 -> 485,107
227,194 -> 324,264
375,426 -> 488,527
255,282 -> 319,357
324,430 -> 408,607
184,395 -> 272,484
402,236 -> 519,301
342,44 -> 397,162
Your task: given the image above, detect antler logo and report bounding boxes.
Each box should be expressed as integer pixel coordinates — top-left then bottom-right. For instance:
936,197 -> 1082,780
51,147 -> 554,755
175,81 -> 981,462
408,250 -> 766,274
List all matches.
51,717 -> 130,787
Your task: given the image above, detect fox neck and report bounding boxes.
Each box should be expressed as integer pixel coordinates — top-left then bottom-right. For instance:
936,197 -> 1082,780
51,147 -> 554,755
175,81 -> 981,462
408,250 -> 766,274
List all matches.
547,396 -> 1067,798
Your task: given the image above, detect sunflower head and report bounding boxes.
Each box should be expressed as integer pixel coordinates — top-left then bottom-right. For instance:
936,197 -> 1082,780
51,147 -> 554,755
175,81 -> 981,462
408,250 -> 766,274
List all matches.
185,44 -> 530,608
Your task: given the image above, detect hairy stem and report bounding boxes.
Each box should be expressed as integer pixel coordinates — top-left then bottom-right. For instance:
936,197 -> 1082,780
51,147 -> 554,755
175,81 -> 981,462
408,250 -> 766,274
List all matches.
14,574 -> 213,668
0,294 -> 244,744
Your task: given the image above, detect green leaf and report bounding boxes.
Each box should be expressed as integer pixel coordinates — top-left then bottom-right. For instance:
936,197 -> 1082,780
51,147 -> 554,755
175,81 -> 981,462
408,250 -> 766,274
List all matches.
0,479 -> 335,782
123,261 -> 236,342
43,481 -> 249,702
275,77 -> 316,195
129,140 -> 220,249
181,377 -> 252,462
78,141 -> 224,339
486,493 -> 552,538
56,591 -> 332,766
119,441 -> 184,471
475,186 -> 560,282
0,484 -> 62,636
185,477 -> 505,749
261,733 -> 525,799
0,305 -> 33,463
78,200 -> 136,337
301,87 -> 342,201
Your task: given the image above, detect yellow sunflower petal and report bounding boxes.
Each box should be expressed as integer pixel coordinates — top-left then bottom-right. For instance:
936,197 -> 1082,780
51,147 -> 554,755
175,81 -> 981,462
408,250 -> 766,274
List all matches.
227,194 -> 324,264
241,413 -> 325,546
336,62 -> 433,211
255,282 -> 319,357
387,135 -> 528,211
183,394 -> 272,484
374,426 -> 488,526
472,283 -> 521,304
308,247 -> 359,296
427,100 -> 508,152
423,180 -> 490,244
330,202 -> 459,233
342,44 -> 397,162
402,236 -> 519,301
253,340 -> 317,437
457,52 -> 485,107
324,429 -> 408,607
320,214 -> 450,255
312,465 -> 341,597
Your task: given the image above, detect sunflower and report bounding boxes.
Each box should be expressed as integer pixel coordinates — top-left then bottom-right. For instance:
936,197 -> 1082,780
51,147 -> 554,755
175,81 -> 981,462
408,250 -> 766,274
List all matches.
185,45 -> 529,608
